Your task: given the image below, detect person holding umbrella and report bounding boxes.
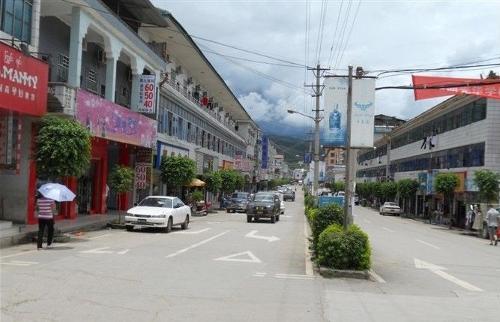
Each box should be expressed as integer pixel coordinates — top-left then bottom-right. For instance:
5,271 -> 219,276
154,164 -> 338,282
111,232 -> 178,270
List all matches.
37,183 -> 76,250
36,193 -> 57,250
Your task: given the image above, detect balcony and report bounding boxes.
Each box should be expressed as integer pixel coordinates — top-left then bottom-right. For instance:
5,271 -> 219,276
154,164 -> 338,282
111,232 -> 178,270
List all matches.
47,83 -> 76,116
161,77 -> 245,145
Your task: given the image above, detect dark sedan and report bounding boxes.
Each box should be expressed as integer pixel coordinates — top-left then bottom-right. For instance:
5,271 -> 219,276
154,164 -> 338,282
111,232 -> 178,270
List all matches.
226,192 -> 250,213
246,192 -> 281,223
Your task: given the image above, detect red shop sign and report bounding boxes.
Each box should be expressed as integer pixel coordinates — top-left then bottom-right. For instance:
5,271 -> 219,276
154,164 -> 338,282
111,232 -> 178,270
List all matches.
0,42 -> 48,116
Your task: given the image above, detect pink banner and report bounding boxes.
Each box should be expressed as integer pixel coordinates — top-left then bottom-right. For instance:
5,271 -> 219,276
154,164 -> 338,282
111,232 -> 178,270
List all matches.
76,89 -> 157,148
412,75 -> 500,100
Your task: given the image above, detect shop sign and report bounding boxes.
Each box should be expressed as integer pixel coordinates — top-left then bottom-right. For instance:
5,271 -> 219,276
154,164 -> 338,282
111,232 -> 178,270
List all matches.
222,160 -> 234,170
0,42 -> 48,116
155,142 -> 189,168
135,162 -> 150,190
454,172 -> 466,193
261,135 -> 268,169
76,89 -> 157,148
138,75 -> 156,114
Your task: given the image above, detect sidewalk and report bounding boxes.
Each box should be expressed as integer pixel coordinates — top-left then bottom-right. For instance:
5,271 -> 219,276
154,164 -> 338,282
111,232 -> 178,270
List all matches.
0,212 -> 120,249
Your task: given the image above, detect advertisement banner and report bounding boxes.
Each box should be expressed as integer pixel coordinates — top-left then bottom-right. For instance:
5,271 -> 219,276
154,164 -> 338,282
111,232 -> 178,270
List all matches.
261,135 -> 268,169
138,75 -> 156,114
351,78 -> 375,148
0,42 -> 49,116
322,77 -> 348,147
135,162 -> 150,190
76,89 -> 157,148
412,75 -> 500,100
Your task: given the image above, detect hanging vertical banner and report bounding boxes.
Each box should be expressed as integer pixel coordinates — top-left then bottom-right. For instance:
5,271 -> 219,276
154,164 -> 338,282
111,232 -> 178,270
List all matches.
322,77 -> 348,147
138,75 -> 156,114
322,77 -> 375,148
261,135 -> 269,169
351,78 -> 376,148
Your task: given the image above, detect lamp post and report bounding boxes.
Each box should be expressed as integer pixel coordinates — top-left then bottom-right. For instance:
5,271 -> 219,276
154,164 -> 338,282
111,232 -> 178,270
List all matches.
287,109 -> 323,195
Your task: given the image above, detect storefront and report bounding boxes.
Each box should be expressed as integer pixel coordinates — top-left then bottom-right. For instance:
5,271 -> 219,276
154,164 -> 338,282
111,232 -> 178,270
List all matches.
0,42 -> 49,224
59,89 -> 157,218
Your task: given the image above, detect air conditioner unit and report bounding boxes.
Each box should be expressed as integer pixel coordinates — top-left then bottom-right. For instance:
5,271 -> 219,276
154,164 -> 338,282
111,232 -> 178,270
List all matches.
187,77 -> 193,85
195,85 -> 201,91
175,65 -> 182,74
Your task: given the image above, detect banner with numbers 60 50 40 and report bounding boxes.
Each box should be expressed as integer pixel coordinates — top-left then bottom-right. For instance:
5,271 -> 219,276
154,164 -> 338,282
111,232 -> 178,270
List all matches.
322,77 -> 375,148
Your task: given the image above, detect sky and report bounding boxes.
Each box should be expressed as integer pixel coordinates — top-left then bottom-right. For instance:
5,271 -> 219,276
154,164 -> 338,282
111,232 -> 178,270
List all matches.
151,0 -> 500,135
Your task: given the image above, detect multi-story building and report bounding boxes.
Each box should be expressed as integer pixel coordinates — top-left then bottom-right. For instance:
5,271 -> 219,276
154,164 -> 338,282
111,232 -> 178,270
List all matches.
373,114 -> 406,141
0,0 -> 49,224
28,0 -> 257,221
357,95 -> 499,227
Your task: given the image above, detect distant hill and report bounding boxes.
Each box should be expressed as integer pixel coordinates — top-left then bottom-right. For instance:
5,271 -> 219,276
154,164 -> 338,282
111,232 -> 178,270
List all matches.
267,134 -> 308,169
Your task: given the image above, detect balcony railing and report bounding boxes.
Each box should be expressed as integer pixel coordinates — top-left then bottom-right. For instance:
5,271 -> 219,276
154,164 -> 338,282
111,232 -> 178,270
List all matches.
162,77 -> 243,141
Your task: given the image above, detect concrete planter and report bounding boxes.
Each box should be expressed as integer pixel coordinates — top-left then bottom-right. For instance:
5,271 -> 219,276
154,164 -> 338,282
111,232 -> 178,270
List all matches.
319,266 -> 370,280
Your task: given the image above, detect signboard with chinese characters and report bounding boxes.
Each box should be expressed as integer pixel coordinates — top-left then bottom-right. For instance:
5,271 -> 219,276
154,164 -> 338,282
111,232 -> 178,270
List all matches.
135,163 -> 149,190
138,75 -> 156,114
261,135 -> 268,169
0,42 -> 48,116
322,77 -> 375,148
76,89 -> 157,148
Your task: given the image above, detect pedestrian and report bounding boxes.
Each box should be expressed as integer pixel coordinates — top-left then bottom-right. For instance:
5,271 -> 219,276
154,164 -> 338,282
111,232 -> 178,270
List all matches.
36,193 -> 57,250
485,205 -> 499,246
472,205 -> 482,231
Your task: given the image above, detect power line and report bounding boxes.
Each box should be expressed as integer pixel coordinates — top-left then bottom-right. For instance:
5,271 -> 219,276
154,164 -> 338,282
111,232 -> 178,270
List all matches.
335,0 -> 362,69
316,0 -> 329,64
375,62 -> 500,77
332,0 -> 354,70
202,49 -> 305,69
326,0 -> 345,67
375,80 -> 500,91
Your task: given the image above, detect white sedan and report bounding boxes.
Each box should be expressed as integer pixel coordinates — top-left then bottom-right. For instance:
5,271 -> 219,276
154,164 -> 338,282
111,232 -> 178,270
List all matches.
125,196 -> 191,232
379,202 -> 402,216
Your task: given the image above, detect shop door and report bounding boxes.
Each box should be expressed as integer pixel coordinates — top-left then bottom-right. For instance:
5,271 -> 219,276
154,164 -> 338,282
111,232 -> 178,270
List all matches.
76,161 -> 97,214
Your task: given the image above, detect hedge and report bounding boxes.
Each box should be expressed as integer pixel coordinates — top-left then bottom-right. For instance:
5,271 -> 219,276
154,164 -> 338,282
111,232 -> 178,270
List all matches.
311,204 -> 344,249
317,224 -> 371,270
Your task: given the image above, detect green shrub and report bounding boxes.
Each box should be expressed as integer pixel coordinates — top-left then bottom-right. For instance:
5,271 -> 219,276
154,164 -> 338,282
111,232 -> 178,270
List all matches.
305,207 -> 319,225
304,194 -> 316,209
311,204 -> 344,248
317,224 -> 371,270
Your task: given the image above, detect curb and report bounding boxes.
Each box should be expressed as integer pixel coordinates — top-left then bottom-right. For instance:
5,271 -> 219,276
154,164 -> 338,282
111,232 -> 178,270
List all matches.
319,266 -> 370,279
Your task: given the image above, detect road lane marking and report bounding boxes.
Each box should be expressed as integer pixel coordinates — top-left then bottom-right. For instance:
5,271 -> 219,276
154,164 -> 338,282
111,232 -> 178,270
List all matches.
368,270 -> 386,283
174,228 -> 211,235
253,272 -> 267,277
304,219 -> 314,277
214,251 -> 262,263
414,258 -> 483,292
117,249 -> 129,255
382,227 -> 395,233
0,250 -> 37,259
245,230 -> 280,242
275,273 -> 315,280
80,247 -> 114,254
280,215 -> 292,218
416,239 -> 441,250
166,231 -> 229,258
88,233 -> 112,240
1,260 -> 39,266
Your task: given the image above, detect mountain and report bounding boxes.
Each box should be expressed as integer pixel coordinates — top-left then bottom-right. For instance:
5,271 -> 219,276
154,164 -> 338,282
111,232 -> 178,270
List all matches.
258,120 -> 309,139
266,134 -> 308,168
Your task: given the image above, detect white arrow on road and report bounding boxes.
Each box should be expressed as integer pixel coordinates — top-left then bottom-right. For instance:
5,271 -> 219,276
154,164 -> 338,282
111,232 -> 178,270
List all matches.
414,258 -> 483,292
245,230 -> 280,242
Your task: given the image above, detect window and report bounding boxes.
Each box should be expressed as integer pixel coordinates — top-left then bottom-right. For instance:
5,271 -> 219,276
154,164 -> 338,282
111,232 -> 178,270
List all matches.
1,0 -> 32,43
167,112 -> 173,136
86,69 -> 97,93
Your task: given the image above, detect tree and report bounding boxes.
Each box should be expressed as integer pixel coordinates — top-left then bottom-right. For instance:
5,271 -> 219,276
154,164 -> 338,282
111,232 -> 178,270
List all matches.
219,169 -> 242,194
108,165 -> 134,223
397,179 -> 420,214
380,181 -> 397,202
473,170 -> 500,204
160,155 -> 196,195
36,116 -> 91,180
434,173 -> 459,224
205,171 -> 222,194
328,181 -> 345,193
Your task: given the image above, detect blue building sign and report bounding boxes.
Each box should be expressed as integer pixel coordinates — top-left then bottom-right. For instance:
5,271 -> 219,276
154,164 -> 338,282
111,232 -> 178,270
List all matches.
261,135 -> 268,169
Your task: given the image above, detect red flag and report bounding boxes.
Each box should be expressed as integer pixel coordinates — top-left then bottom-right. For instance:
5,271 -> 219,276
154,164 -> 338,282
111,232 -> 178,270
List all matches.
412,75 -> 500,100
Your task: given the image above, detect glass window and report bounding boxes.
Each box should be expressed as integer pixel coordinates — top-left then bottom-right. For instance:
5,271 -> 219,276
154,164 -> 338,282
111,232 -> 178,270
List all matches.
167,112 -> 173,136
1,0 -> 32,43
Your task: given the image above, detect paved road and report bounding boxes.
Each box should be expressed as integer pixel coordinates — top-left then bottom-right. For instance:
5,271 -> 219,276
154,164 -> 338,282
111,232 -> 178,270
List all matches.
322,205 -> 500,322
3,193 -> 500,322
1,190 -> 324,322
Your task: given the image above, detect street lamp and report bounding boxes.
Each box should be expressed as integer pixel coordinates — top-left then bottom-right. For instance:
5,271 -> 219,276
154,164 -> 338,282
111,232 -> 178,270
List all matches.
288,109 -> 323,195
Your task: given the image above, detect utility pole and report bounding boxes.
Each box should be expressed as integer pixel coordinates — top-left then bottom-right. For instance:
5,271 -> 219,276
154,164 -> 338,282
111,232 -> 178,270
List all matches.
305,64 -> 329,196
343,66 -> 354,230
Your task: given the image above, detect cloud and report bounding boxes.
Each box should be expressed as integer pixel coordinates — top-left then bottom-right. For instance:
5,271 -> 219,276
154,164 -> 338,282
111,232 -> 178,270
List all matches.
153,0 -> 500,131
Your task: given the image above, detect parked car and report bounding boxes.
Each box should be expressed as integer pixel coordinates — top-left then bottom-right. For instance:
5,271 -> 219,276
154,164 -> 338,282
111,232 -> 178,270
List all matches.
125,196 -> 191,232
226,192 -> 250,213
354,194 -> 359,205
246,192 -> 281,223
379,202 -> 402,216
283,189 -> 295,202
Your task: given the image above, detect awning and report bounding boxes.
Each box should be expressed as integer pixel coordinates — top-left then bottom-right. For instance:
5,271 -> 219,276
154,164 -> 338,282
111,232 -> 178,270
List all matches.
187,178 -> 206,187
